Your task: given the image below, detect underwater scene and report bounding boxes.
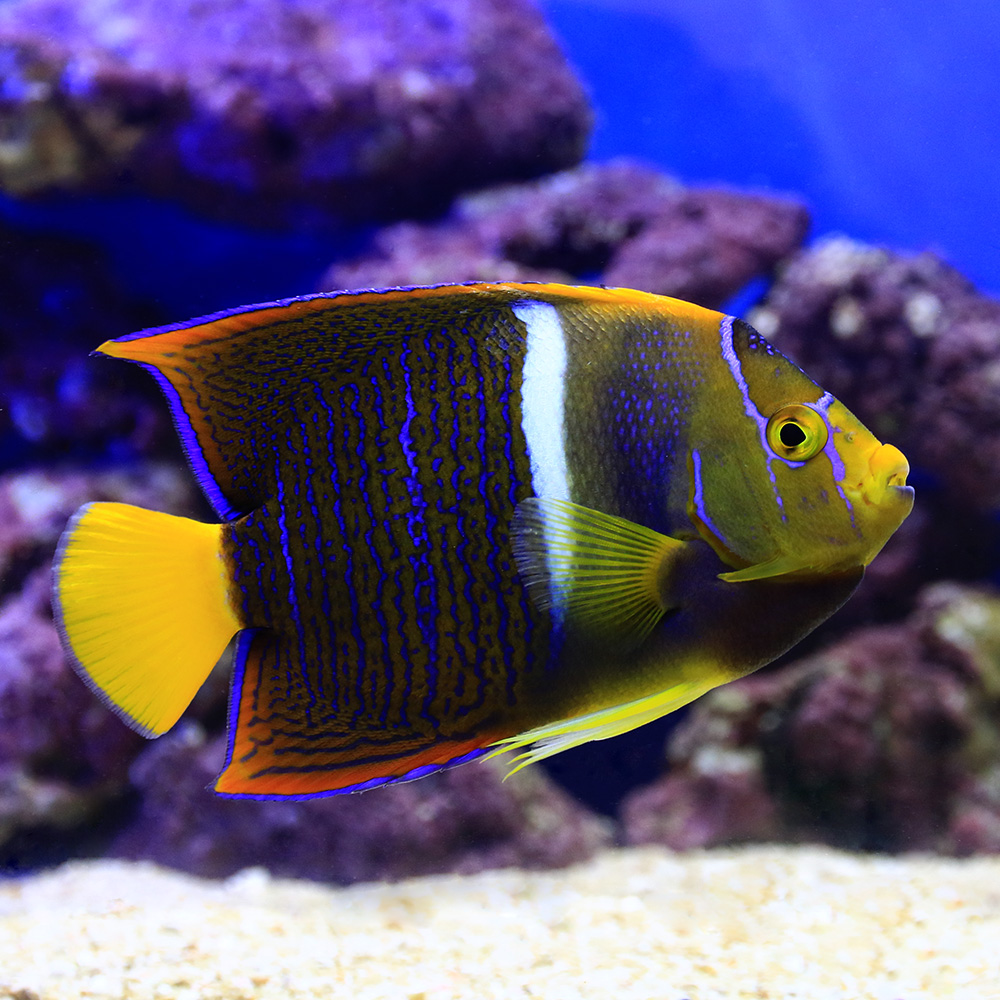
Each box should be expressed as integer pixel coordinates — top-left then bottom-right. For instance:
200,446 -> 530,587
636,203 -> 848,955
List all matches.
0,0 -> 998,996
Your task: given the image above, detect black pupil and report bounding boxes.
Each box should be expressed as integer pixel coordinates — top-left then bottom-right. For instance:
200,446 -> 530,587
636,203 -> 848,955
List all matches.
779,421 -> 808,448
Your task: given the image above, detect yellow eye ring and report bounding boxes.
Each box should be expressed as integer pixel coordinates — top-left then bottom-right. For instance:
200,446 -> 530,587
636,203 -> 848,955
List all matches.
766,404 -> 828,461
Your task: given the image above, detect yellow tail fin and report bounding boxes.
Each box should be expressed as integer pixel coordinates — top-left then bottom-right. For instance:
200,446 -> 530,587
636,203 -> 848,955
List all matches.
53,502 -> 241,737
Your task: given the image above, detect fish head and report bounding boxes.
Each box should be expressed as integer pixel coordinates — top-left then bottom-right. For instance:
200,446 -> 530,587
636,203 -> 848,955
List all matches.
690,392 -> 914,583
684,315 -> 913,583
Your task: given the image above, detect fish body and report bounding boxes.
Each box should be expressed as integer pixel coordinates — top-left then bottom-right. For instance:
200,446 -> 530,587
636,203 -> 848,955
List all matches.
53,283 -> 913,796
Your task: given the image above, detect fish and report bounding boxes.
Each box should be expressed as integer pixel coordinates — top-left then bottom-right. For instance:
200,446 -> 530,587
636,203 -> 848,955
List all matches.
52,282 -> 913,798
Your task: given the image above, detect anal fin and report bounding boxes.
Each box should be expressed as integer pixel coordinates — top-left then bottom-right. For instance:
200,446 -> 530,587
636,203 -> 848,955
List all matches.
488,677 -> 714,775
216,633 -> 499,798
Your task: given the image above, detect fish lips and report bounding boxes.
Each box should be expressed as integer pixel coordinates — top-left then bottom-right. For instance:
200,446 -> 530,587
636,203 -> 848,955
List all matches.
857,443 -> 914,514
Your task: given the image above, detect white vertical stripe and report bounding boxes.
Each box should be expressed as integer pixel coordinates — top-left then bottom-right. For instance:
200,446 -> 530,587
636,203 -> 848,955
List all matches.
514,300 -> 570,501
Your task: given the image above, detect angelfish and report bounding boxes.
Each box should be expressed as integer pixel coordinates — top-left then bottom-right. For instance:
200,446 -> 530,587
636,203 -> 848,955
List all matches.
53,283 -> 913,797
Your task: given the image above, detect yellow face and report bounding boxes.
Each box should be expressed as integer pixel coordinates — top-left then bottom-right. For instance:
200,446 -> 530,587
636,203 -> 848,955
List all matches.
692,392 -> 914,583
674,311 -> 912,584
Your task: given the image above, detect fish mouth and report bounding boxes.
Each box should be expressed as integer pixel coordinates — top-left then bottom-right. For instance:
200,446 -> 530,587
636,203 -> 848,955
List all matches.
855,442 -> 912,507
869,442 -> 909,486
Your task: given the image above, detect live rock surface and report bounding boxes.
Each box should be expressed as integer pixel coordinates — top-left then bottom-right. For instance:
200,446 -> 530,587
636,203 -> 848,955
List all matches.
325,160 -> 811,310
0,0 -> 591,224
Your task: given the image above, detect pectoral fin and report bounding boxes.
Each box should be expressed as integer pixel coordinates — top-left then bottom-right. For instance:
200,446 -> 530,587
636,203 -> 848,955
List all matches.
718,554 -> 811,582
511,497 -> 688,649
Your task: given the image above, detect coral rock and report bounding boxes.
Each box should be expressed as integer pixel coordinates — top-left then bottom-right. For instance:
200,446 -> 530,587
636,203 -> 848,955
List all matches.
111,724 -> 613,884
324,160 -> 810,309
622,583 -> 1000,855
0,467 -> 204,864
0,465 -> 201,602
0,567 -> 142,857
620,739 -> 780,851
0,0 -> 591,224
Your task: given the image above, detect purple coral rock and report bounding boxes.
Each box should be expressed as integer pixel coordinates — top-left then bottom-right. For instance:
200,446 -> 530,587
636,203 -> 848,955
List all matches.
622,583 -> 1000,854
0,568 -> 142,849
621,736 -> 780,851
323,160 -> 810,308
111,724 -> 612,884
0,466 -> 201,603
0,467 -> 203,856
0,0 -> 591,224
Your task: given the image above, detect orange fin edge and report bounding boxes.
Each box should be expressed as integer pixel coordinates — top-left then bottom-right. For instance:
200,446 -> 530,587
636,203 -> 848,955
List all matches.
214,632 -> 505,798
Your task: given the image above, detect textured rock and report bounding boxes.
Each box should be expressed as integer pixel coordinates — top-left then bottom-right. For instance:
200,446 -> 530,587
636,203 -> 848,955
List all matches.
0,466 -> 206,863
0,566 -> 139,848
324,160 -> 810,309
0,0 -> 591,225
111,723 -> 612,884
622,583 -> 1000,855
0,465 -> 201,602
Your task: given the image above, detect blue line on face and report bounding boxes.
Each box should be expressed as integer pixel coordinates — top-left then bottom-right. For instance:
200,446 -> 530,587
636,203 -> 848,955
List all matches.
718,317 -> 802,521
812,392 -> 859,537
690,448 -> 729,550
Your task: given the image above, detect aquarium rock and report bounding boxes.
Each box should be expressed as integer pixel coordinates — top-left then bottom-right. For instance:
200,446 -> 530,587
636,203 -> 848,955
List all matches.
0,467 -> 202,865
0,466 -> 201,605
111,725 -> 612,884
0,565 -> 142,857
0,0 -> 591,225
622,582 -> 1000,855
323,160 -> 810,309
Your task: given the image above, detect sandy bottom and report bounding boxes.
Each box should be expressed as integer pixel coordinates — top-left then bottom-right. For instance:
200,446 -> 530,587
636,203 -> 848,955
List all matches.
0,846 -> 998,1000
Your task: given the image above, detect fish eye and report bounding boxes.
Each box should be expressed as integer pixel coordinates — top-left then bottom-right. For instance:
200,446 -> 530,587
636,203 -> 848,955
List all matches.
766,404 -> 828,461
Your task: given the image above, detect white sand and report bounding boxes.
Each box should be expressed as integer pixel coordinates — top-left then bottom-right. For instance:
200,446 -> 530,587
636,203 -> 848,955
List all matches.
1,846 -> 998,1000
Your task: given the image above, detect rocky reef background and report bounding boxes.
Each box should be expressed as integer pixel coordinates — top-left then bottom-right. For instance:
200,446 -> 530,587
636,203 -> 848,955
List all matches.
1,0 -> 998,884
